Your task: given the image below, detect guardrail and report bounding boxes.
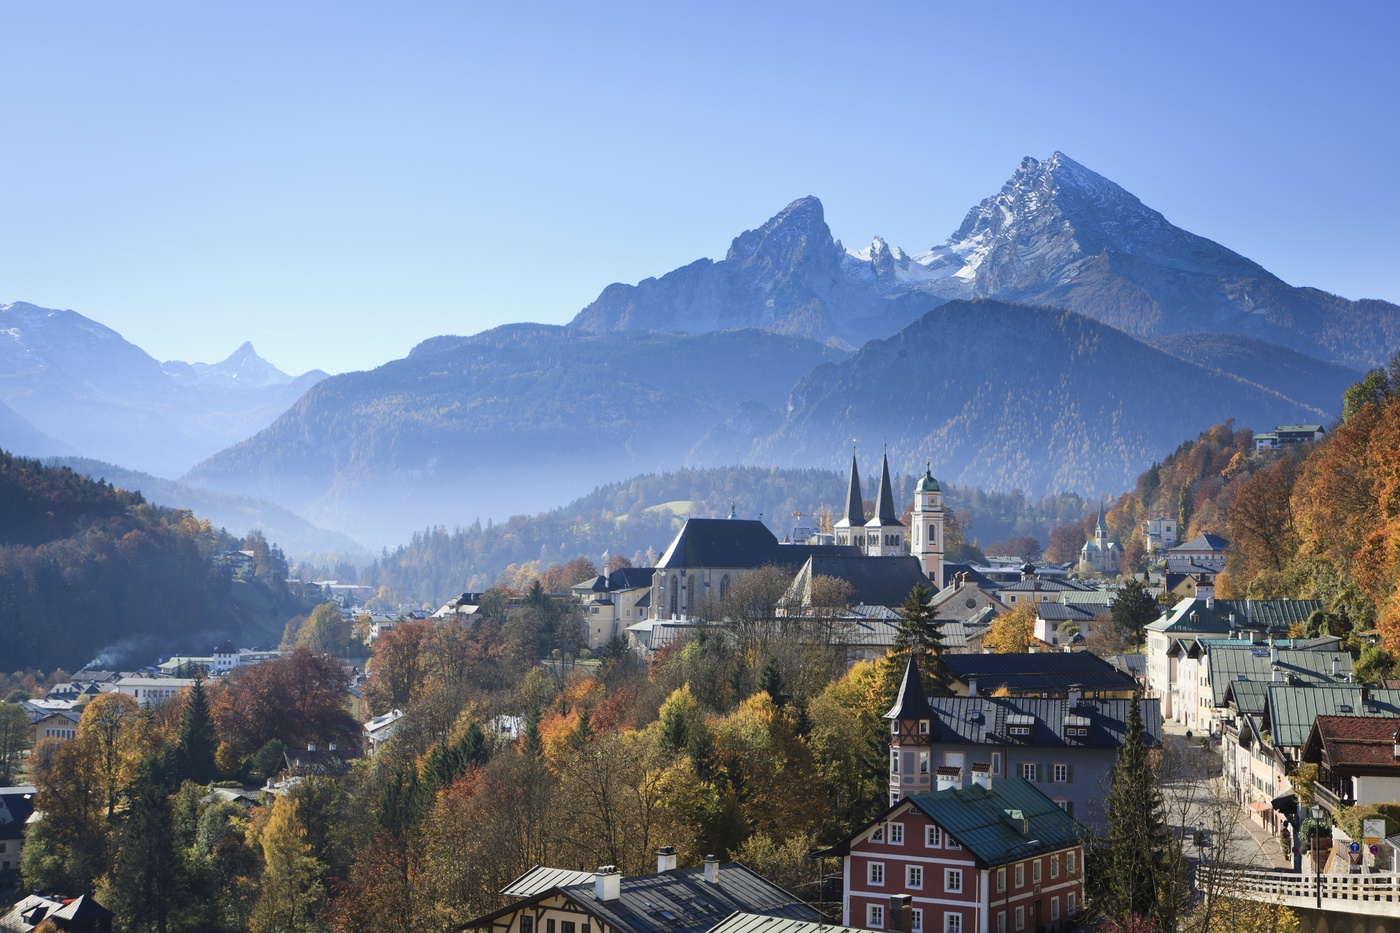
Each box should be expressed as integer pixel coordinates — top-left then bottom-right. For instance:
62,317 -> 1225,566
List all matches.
1227,870 -> 1400,914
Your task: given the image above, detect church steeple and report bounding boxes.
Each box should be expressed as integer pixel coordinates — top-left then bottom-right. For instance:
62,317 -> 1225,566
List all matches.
864,449 -> 906,556
834,452 -> 865,548
885,655 -> 934,803
913,461 -> 945,585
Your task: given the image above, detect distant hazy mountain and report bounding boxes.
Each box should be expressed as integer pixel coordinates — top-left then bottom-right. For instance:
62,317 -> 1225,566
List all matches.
48,456 -> 368,563
574,152 -> 1400,368
1144,333 -> 1360,417
0,396 -> 76,458
0,301 -> 328,475
183,325 -> 847,545
689,300 -> 1328,497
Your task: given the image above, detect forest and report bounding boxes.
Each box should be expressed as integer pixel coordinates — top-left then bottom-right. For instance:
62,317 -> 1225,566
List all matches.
0,451 -> 317,672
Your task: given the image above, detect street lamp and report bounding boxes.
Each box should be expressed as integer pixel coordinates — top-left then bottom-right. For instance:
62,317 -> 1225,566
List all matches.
1309,805 -> 1330,911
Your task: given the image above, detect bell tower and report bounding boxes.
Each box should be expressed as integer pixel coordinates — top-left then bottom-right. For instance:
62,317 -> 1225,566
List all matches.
912,462 -> 945,586
885,655 -> 935,804
834,451 -> 866,549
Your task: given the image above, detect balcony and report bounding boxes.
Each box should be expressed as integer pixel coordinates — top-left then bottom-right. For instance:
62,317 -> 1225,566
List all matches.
1313,783 -> 1349,814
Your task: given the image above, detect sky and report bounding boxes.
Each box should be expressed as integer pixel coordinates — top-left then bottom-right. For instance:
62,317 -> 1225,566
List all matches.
2,1 -> 1398,376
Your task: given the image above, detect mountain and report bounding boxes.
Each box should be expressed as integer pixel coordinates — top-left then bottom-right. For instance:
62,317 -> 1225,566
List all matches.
183,325 -> 847,545
0,450 -> 316,671
0,301 -> 329,475
688,300 -> 1328,497
570,197 -> 937,347
574,153 -> 1400,368
1144,333 -> 1360,417
47,456 -> 368,563
904,153 -> 1400,367
0,396 -> 76,458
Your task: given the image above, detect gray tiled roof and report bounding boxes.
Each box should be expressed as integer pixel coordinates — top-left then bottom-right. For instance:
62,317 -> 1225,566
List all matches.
924,696 -> 1161,748
709,913 -> 869,933
468,863 -> 820,933
656,518 -> 859,570
502,866 -> 597,897
943,653 -> 1137,695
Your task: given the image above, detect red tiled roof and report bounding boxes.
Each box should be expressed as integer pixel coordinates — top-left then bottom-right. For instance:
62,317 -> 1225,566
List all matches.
1313,715 -> 1400,772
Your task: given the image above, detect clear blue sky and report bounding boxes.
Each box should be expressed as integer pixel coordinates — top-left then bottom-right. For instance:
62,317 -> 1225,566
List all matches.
2,2 -> 1397,375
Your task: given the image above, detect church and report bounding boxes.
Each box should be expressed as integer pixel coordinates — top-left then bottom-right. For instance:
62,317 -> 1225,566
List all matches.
1078,503 -> 1122,575
645,451 -> 947,620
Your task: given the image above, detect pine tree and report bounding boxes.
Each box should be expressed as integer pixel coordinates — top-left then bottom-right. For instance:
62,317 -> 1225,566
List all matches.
1102,694 -> 1174,929
889,582 -> 946,694
109,753 -> 186,933
175,671 -> 217,784
757,656 -> 787,708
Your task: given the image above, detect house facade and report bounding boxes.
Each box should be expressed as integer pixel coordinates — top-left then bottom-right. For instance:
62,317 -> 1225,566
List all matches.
819,670 -> 1085,933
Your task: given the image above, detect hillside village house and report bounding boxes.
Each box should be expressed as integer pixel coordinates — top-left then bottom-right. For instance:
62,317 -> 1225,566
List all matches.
1145,596 -> 1321,723
572,566 -> 657,649
1164,533 -> 1229,577
1077,504 -> 1122,575
464,855 -> 822,933
1254,424 -> 1326,451
1140,516 -> 1178,554
113,676 -> 196,707
815,660 -> 1085,933
1301,715 -> 1400,816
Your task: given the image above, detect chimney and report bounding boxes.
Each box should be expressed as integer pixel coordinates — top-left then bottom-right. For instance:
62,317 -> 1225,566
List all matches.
1067,685 -> 1083,709
1269,641 -> 1278,664
1229,612 -> 1237,630
1249,629 -> 1261,644
968,675 -> 979,698
936,767 -> 963,792
308,742 -> 316,752
657,846 -> 677,873
1362,685 -> 1371,703
703,855 -> 720,884
1332,658 -> 1341,677
889,895 -> 913,933
1271,666 -> 1281,683
971,762 -> 992,790
1205,596 -> 1214,610
594,866 -> 621,901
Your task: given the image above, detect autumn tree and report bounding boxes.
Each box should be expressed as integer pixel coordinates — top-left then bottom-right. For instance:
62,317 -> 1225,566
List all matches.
1226,457 -> 1300,585
0,703 -> 32,783
77,692 -> 143,817
365,618 -> 435,714
251,796 -> 322,933
212,649 -> 361,762
107,753 -> 186,933
24,738 -> 108,892
983,601 -> 1038,654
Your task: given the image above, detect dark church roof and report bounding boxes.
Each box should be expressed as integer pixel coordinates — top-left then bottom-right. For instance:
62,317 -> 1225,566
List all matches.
867,453 -> 902,527
789,554 -> 927,610
885,656 -> 935,721
840,454 -> 866,527
655,518 -> 858,571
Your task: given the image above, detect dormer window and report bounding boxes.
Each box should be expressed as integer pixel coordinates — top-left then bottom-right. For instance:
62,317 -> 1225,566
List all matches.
919,720 -> 930,735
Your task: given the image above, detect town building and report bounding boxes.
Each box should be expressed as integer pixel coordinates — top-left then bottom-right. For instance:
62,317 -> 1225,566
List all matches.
1254,424 -> 1326,451
1139,516 -> 1178,554
816,662 -> 1085,933
1164,533 -> 1229,577
464,857 -> 822,933
0,786 -> 35,881
112,677 -> 196,707
942,653 -> 1139,701
1301,715 -> 1400,816
572,567 -> 657,649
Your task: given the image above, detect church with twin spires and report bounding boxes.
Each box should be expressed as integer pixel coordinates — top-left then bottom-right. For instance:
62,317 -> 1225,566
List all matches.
833,451 -> 946,587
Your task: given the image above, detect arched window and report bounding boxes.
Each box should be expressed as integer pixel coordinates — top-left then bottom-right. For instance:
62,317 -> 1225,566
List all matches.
720,575 -> 731,600
669,579 -> 679,618
687,575 -> 697,611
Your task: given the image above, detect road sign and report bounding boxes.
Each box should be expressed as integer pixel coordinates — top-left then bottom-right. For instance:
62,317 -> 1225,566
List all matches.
1351,842 -> 1362,853
1371,844 -> 1381,855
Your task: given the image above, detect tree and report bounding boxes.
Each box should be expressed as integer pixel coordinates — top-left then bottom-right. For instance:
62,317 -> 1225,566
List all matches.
174,672 -> 218,784
983,602 -> 1037,654
365,618 -> 434,714
292,602 -> 353,656
1112,578 -> 1162,645
1101,695 -> 1175,929
0,703 -> 32,784
211,649 -> 361,762
107,753 -> 185,933
251,796 -> 322,933
888,583 -> 946,694
1226,458 -> 1300,581
77,692 -> 142,817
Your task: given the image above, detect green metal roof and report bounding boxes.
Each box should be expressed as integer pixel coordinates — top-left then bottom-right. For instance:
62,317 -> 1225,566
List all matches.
1208,648 -> 1353,706
906,776 -> 1083,866
1265,686 -> 1400,748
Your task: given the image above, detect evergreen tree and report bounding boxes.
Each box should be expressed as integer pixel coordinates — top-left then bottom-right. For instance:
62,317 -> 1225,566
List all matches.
109,753 -> 186,933
175,672 -> 218,784
1101,694 -> 1175,929
757,657 -> 787,708
1111,579 -> 1162,646
889,583 -> 945,694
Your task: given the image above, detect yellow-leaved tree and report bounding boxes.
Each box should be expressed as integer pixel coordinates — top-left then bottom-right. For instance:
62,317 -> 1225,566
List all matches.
983,602 -> 1038,654
252,795 -> 322,933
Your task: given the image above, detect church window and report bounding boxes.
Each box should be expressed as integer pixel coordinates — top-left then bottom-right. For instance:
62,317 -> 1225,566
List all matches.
669,584 -> 678,618
719,575 -> 731,600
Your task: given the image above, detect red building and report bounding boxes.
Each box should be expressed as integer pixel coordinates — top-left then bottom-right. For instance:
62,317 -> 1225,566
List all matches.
816,659 -> 1086,933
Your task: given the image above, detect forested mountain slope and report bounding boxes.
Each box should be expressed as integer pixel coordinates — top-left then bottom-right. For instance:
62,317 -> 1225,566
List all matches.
0,451 -> 315,670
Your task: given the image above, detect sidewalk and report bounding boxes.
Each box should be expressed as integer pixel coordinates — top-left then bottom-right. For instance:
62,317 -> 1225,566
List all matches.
1231,803 -> 1293,871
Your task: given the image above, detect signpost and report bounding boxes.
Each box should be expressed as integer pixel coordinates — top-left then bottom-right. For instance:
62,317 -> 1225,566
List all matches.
1364,819 -> 1386,871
